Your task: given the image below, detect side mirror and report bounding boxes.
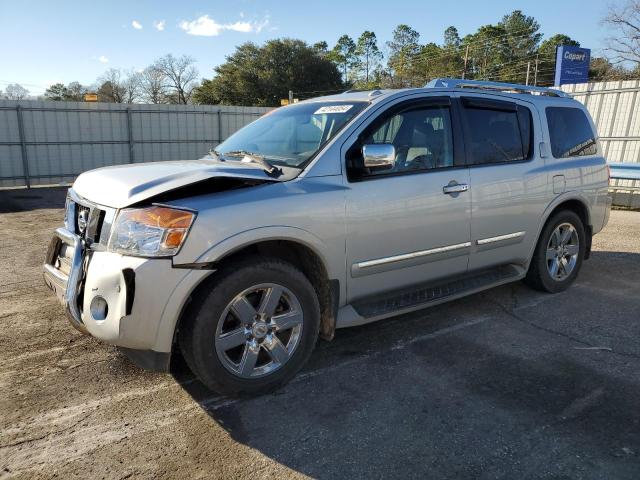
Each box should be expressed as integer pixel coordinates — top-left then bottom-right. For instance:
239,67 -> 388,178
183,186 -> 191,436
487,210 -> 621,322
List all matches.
363,144 -> 396,170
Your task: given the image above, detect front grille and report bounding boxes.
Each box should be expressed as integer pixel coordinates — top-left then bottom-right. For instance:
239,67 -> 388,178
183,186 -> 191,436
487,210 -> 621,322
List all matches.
65,191 -> 112,246
75,204 -> 91,235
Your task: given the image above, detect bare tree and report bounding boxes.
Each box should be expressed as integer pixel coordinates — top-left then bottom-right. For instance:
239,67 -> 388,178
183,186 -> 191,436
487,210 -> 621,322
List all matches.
66,81 -> 88,101
153,54 -> 199,104
122,70 -> 142,103
139,66 -> 167,104
603,1 -> 640,65
5,83 -> 30,100
96,69 -> 140,103
97,69 -> 126,102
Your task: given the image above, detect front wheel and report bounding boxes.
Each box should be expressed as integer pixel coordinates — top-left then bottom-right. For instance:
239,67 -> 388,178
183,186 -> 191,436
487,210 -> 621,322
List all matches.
179,257 -> 320,396
524,210 -> 586,293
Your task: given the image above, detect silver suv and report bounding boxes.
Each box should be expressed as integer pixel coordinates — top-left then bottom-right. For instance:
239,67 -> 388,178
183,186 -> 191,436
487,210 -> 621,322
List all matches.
44,78 -> 611,395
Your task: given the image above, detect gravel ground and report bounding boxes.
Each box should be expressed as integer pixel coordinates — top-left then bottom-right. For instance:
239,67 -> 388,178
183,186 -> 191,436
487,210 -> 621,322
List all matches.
1,188 -> 639,479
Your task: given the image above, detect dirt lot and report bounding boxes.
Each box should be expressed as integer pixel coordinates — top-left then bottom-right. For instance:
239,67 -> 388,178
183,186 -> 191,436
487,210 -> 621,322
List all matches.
1,187 -> 640,479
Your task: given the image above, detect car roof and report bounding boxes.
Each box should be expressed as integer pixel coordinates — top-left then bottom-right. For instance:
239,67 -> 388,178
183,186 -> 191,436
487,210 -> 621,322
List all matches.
301,80 -> 582,107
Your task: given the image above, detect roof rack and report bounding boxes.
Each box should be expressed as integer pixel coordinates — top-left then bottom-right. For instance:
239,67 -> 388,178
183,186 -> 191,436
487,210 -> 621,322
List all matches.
425,78 -> 570,98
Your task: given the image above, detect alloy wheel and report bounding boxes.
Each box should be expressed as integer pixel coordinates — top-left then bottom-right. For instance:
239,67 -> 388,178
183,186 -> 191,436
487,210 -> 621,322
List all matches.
214,283 -> 303,378
546,222 -> 579,281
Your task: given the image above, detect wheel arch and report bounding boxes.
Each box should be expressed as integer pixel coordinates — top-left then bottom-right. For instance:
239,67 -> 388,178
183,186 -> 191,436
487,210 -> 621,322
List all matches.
167,237 -> 339,363
528,195 -> 593,265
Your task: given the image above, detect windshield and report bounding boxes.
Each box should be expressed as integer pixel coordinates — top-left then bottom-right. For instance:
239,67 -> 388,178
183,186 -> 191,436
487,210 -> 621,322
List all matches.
214,101 -> 368,169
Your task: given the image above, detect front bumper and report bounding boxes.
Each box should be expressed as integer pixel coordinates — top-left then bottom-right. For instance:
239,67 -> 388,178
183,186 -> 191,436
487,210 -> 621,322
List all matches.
43,226 -> 212,357
43,227 -> 87,334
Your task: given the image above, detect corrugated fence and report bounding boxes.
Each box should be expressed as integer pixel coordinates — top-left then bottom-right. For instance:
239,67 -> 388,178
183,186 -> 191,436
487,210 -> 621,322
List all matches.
0,100 -> 270,188
561,80 -> 640,208
561,79 -> 640,164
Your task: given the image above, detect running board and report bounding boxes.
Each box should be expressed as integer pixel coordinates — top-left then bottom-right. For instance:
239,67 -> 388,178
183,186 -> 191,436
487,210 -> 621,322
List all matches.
336,265 -> 525,328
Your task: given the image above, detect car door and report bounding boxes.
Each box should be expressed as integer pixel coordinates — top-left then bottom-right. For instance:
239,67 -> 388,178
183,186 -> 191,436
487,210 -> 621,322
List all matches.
343,96 -> 472,302
456,94 -> 547,272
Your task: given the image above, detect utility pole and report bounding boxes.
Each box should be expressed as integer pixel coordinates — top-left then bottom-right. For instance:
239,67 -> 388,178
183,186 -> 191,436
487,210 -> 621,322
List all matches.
533,54 -> 539,86
525,61 -> 531,85
462,44 -> 470,79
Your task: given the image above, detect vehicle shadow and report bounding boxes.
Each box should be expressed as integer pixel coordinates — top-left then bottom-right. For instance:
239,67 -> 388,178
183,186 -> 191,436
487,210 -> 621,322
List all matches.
0,187 -> 67,213
172,252 -> 640,478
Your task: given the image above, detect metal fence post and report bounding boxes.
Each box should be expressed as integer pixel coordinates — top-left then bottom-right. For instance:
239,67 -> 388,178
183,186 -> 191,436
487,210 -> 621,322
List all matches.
16,105 -> 31,188
126,107 -> 135,163
217,110 -> 223,145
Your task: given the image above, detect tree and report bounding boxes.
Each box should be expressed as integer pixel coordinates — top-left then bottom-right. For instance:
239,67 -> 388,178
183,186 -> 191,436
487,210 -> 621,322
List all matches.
192,39 -> 344,107
152,54 -> 199,104
444,26 -> 461,49
589,56 -> 634,81
497,10 -> 543,83
44,81 -> 88,101
328,35 -> 358,83
44,83 -> 70,101
387,24 -> 421,87
96,69 -> 140,103
5,83 -> 29,100
313,41 -> 329,55
140,66 -> 167,104
66,82 -> 88,101
462,24 -> 508,80
122,71 -> 141,103
414,42 -> 459,82
97,69 -> 126,102
603,1 -> 640,66
355,31 -> 383,85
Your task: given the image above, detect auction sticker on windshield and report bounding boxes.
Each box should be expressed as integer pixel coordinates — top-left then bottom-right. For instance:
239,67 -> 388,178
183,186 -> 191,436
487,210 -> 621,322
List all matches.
314,105 -> 353,114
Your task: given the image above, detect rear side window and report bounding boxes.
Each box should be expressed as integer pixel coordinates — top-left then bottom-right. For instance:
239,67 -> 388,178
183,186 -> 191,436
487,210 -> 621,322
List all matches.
546,107 -> 597,158
461,98 -> 532,165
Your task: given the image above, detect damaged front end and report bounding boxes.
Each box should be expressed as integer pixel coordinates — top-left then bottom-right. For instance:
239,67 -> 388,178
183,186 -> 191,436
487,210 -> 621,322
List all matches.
42,163 -> 282,364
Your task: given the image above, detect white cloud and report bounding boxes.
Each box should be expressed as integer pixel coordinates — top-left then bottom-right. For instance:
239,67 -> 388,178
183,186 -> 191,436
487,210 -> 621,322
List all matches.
131,20 -> 143,30
179,14 -> 269,37
225,21 -> 253,33
153,20 -> 165,31
99,55 -> 109,64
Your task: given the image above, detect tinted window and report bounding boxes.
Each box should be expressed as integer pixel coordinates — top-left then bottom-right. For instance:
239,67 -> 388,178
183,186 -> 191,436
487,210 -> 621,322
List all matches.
462,101 -> 531,165
546,107 -> 597,158
358,106 -> 454,177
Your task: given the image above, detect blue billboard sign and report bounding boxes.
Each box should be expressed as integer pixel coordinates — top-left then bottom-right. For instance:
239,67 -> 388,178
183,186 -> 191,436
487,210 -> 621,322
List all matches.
554,46 -> 591,86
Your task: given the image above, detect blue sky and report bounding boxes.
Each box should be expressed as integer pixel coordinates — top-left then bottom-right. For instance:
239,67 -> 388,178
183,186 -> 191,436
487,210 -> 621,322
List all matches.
0,0 -> 611,96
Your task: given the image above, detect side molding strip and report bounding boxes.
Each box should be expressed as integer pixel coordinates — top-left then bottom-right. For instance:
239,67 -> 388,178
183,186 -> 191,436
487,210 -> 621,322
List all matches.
476,231 -> 525,245
356,242 -> 472,269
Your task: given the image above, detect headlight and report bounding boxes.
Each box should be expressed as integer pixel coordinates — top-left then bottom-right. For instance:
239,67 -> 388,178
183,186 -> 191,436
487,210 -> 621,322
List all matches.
108,206 -> 195,257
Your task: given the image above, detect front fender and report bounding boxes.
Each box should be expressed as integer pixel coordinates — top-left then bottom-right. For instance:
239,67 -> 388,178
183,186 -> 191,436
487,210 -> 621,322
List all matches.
191,225 -> 336,276
152,226 -> 342,352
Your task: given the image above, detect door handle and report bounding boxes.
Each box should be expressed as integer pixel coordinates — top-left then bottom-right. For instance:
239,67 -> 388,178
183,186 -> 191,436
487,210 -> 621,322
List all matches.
443,183 -> 469,195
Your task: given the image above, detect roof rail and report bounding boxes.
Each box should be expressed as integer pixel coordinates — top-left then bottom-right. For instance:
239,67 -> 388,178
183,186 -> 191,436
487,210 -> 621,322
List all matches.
425,78 -> 570,98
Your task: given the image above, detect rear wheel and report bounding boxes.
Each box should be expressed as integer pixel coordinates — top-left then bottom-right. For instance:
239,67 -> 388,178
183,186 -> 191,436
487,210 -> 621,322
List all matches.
179,257 -> 320,396
524,210 -> 586,293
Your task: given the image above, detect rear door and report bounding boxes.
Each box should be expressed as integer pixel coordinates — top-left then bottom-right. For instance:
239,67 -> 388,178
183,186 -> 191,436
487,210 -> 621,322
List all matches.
456,94 -> 547,272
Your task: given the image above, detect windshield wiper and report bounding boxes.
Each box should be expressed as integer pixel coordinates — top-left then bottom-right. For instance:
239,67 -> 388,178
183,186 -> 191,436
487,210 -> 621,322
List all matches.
219,150 -> 283,176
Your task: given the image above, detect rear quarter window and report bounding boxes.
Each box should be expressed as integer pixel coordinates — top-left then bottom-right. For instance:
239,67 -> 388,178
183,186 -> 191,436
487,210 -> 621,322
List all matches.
546,107 -> 597,158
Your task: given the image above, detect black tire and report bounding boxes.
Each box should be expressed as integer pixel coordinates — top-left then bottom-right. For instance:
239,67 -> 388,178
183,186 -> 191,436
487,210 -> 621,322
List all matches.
179,256 -> 320,396
524,210 -> 586,293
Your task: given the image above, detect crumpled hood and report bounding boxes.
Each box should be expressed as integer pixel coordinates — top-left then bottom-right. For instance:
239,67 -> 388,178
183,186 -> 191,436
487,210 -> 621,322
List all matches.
73,159 -> 296,208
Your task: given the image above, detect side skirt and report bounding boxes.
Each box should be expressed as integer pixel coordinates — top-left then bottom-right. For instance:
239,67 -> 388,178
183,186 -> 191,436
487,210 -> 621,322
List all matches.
336,264 -> 526,328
